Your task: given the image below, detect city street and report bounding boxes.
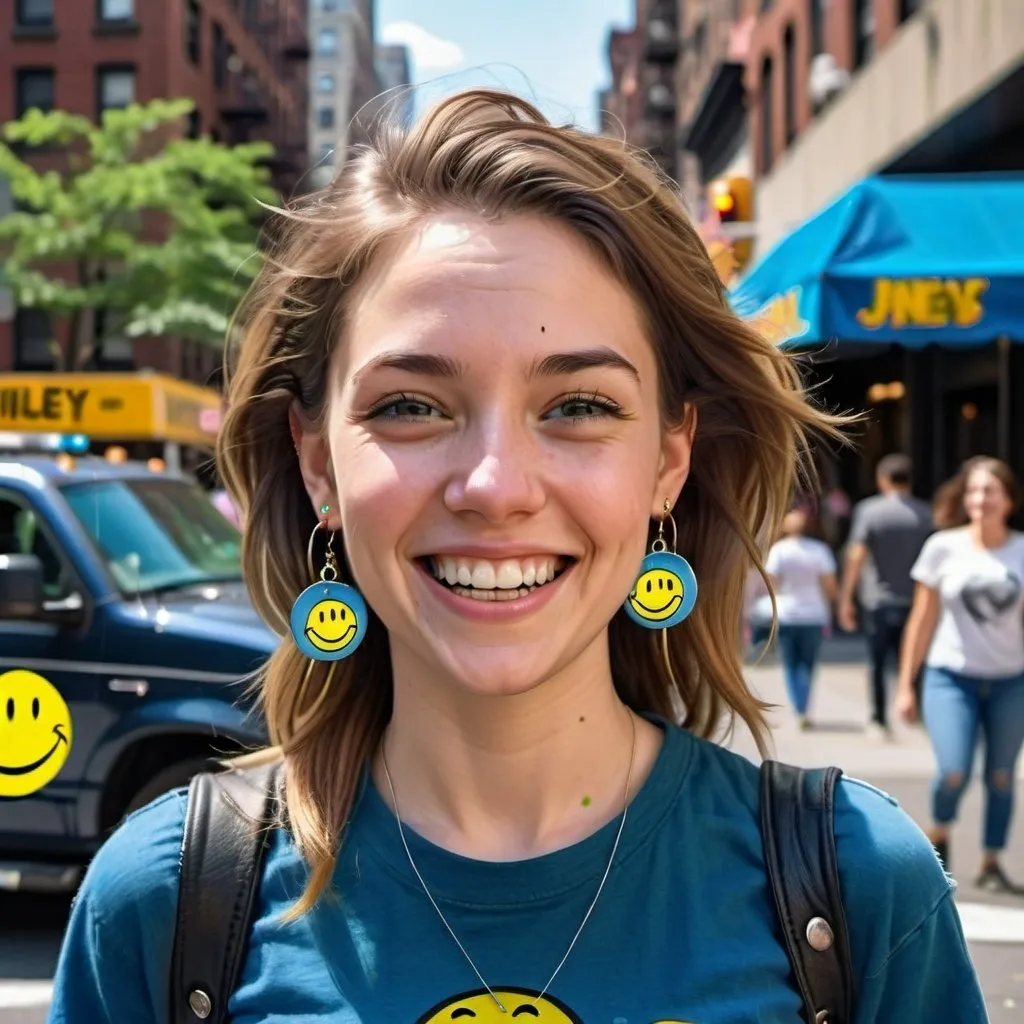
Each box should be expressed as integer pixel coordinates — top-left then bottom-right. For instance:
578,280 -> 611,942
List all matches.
1,647 -> 1022,1021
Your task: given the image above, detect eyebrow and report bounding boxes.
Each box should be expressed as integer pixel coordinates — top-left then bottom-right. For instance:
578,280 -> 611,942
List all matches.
352,346 -> 640,385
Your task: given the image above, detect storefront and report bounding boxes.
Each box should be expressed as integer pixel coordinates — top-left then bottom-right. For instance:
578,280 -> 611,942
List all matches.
730,173 -> 1024,505
0,371 -> 222,476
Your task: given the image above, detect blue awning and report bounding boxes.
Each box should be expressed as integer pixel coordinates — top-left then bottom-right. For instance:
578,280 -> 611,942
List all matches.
729,174 -> 1024,348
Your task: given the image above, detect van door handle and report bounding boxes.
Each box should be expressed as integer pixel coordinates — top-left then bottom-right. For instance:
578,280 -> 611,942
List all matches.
108,678 -> 149,697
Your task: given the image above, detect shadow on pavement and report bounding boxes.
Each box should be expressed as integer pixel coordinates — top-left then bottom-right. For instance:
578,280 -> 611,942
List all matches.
0,893 -> 69,981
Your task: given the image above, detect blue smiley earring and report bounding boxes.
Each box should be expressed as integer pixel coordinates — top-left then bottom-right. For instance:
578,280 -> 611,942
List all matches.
624,499 -> 698,630
289,504 -> 368,662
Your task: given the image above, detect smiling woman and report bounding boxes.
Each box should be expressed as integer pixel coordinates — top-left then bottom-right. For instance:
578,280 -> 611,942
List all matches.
47,90 -> 988,1024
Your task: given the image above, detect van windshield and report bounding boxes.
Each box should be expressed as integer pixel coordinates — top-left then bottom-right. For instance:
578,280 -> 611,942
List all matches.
60,477 -> 243,594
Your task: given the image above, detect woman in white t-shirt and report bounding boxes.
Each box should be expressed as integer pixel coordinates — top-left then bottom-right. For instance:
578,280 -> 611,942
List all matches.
898,457 -> 1024,895
765,509 -> 838,729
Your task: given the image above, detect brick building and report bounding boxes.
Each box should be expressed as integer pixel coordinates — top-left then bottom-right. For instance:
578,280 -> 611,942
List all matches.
0,0 -> 310,381
598,27 -> 645,147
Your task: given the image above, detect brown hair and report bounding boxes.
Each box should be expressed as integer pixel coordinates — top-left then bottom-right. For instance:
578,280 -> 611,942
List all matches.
932,456 -> 1020,528
218,89 -> 847,914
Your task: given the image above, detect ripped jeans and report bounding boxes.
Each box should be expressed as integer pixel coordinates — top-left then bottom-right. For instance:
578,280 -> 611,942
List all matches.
922,667 -> 1024,851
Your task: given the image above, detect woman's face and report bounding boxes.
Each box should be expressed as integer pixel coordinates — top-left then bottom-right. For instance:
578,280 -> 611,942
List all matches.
298,213 -> 693,698
963,466 -> 1013,526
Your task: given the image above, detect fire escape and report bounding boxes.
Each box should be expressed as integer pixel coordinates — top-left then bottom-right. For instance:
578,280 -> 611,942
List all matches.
642,0 -> 680,181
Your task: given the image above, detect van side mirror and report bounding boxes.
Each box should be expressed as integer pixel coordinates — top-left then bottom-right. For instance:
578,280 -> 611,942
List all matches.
0,553 -> 45,619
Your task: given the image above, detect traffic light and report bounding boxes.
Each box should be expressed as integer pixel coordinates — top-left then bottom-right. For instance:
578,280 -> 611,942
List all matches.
708,177 -> 754,269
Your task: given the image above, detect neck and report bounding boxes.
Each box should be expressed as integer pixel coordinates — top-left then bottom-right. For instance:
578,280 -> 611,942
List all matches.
970,520 -> 1009,548
373,634 -> 662,861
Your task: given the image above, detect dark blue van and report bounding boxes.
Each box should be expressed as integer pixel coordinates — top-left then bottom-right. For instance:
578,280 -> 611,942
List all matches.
0,452 -> 273,893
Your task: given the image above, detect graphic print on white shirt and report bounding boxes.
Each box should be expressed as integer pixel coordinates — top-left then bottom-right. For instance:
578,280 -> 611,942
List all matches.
911,529 -> 1024,678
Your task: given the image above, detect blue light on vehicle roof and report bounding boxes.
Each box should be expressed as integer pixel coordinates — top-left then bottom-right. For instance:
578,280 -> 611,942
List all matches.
62,434 -> 90,453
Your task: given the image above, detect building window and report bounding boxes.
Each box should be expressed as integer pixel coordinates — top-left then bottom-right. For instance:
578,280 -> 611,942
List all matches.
317,72 -> 335,94
185,0 -> 201,66
783,25 -> 796,146
99,0 -> 134,21
898,0 -> 922,21
317,106 -> 335,129
213,21 -> 227,88
853,0 -> 874,69
187,109 -> 201,138
14,309 -> 54,370
810,0 -> 825,58
15,69 -> 54,116
15,0 -> 53,27
97,66 -> 135,115
760,56 -> 774,174
317,28 -> 338,56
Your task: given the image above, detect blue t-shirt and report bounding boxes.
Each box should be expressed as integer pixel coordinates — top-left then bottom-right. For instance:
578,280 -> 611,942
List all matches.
48,723 -> 986,1023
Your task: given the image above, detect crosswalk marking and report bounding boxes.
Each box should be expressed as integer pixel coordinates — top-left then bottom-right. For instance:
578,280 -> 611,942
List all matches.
0,981 -> 52,1009
956,901 -> 1024,944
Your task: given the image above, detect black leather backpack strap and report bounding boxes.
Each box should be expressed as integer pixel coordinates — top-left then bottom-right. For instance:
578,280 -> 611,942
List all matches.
759,760 -> 854,1024
169,760 -> 282,1024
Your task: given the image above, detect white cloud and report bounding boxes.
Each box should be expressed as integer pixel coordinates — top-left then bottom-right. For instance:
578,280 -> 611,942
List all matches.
380,21 -> 464,71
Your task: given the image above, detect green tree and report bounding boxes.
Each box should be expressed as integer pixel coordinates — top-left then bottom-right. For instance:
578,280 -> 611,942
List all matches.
0,98 -> 277,370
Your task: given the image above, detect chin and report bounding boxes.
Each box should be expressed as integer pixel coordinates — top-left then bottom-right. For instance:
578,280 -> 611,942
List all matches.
438,647 -> 564,699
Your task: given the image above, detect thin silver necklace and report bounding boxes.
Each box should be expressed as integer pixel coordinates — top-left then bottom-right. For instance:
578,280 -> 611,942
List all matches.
379,712 -> 638,1014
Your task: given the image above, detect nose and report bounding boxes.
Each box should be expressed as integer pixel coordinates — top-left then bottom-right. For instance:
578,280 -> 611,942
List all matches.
443,416 -> 546,523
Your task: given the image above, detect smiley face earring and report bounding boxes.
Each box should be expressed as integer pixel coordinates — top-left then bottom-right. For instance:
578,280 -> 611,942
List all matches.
624,500 -> 698,630
289,506 -> 368,661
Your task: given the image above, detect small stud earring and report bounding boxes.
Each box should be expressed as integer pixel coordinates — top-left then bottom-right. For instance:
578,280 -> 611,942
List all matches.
320,503 -> 330,516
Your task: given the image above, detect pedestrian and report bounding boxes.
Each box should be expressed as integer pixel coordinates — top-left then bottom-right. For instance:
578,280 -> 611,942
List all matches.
766,509 -> 838,729
838,453 -> 932,738
47,89 -> 986,1023
897,457 -> 1024,894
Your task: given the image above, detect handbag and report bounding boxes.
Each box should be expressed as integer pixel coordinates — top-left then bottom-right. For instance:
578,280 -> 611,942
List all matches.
167,759 -> 854,1024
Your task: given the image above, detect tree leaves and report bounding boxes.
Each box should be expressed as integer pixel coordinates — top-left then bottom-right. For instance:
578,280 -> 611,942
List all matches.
0,98 -> 281,366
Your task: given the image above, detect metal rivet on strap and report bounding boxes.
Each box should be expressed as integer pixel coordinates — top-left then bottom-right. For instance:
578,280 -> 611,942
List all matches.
188,989 -> 213,1019
814,1012 -> 830,1024
806,916 -> 835,952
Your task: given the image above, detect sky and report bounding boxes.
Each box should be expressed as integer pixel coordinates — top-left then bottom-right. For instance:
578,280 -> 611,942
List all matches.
376,0 -> 635,133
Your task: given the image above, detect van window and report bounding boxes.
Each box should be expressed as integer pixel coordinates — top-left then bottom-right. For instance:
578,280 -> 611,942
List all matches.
0,492 -> 72,600
61,478 -> 242,594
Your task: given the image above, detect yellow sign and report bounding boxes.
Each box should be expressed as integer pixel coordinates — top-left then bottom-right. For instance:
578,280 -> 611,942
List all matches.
856,277 -> 989,330
0,372 -> 221,447
751,288 -> 810,343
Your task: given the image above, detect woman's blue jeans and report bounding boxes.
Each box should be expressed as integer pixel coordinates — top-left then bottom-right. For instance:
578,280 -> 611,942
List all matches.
922,667 -> 1024,851
776,624 -> 824,716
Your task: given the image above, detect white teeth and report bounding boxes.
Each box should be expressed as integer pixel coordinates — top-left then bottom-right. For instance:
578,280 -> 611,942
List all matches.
471,562 -> 496,589
428,555 -> 565,592
495,560 -> 524,589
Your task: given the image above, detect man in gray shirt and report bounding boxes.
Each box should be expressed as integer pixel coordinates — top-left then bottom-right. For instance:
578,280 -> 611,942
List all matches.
838,453 -> 933,736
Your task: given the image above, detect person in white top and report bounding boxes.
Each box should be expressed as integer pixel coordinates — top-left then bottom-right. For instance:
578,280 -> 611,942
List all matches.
898,457 -> 1024,895
765,509 -> 838,729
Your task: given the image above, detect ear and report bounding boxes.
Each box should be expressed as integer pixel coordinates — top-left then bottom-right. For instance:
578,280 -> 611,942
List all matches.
653,403 -> 697,517
289,403 -> 336,525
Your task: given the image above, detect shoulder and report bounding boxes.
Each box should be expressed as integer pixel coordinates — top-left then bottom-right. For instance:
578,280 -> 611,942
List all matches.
833,776 -> 953,975
918,527 -> 962,559
81,787 -> 187,926
49,789 -> 188,1021
810,538 -> 835,561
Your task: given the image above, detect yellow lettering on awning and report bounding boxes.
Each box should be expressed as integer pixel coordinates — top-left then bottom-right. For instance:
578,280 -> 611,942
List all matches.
856,278 -> 989,330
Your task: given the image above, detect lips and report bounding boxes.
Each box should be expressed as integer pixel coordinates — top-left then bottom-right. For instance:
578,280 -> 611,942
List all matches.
0,724 -> 68,777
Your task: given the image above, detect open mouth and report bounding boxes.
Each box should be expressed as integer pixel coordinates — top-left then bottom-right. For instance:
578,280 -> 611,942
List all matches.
419,554 -> 574,602
0,724 -> 68,777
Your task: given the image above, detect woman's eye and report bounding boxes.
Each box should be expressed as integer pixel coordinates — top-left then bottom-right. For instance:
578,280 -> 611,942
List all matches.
547,396 -> 620,421
370,397 -> 441,420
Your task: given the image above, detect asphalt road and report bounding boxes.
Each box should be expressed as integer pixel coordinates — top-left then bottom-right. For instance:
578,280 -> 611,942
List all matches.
2,651 -> 1022,1021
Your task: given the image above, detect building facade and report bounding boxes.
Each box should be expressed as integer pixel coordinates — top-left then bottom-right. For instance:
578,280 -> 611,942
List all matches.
0,0 -> 310,379
307,0 -> 378,189
374,42 -> 413,129
598,26 -> 645,144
